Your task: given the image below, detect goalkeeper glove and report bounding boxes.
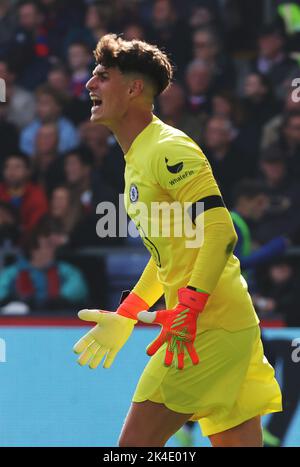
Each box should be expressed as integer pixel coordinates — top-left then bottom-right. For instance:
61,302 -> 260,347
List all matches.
138,287 -> 209,370
73,292 -> 149,369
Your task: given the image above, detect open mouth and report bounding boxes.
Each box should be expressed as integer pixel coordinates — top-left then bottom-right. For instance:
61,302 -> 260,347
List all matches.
91,98 -> 102,110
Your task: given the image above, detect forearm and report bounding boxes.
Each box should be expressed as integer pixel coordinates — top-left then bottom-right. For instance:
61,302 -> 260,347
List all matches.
189,208 -> 238,294
240,237 -> 287,270
132,257 -> 164,306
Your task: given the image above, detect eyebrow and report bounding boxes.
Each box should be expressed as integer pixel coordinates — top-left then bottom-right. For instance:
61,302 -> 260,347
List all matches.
92,68 -> 109,77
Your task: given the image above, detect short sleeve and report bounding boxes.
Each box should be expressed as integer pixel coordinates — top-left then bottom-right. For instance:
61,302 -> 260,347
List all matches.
151,136 -> 221,204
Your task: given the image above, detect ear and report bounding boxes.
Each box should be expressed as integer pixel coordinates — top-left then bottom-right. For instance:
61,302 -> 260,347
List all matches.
128,79 -> 144,98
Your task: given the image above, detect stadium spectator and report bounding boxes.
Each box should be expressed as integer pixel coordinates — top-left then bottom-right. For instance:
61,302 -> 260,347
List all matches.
263,110 -> 300,178
35,214 -> 67,251
158,82 -> 207,146
64,149 -> 123,246
47,64 -> 70,94
261,87 -> 300,150
191,26 -> 235,90
281,111 -> 300,175
110,0 -> 144,33
235,72 -> 282,171
251,22 -> 300,100
47,64 -> 90,124
146,0 -> 192,74
211,91 -> 247,155
20,84 -> 79,156
84,2 -> 109,39
260,147 -> 293,192
212,90 -> 245,124
34,122 -> 59,164
67,42 -> 92,101
0,0 -> 17,59
202,115 -> 247,205
64,149 -> 118,212
253,257 -> 300,326
0,102 -> 19,168
254,148 -> 300,243
231,179 -> 270,241
188,3 -> 220,32
230,179 -> 288,273
63,2 -> 109,54
79,121 -> 125,195
7,0 -> 51,90
242,73 -> 281,129
32,122 -> 64,194
123,23 -> 145,41
46,184 -> 104,249
0,59 -> 36,128
39,0 -> 85,57
221,0 -> 266,53
49,185 -> 83,236
0,224 -> 89,312
0,201 -> 19,248
185,59 -> 215,116
0,153 -> 48,234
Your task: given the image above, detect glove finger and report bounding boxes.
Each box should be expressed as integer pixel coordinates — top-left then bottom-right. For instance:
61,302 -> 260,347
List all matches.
89,346 -> 107,369
146,329 -> 168,356
103,349 -> 118,369
77,340 -> 99,366
164,337 -> 175,367
185,341 -> 199,365
77,309 -> 104,323
73,333 -> 94,354
176,340 -> 185,370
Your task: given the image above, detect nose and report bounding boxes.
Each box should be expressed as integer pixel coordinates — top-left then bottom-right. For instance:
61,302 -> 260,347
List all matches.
86,75 -> 96,92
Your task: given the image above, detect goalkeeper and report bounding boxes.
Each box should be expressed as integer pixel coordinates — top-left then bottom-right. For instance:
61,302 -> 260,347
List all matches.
73,34 -> 282,447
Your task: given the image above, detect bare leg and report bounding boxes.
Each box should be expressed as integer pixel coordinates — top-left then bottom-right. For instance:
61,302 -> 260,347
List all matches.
119,401 -> 193,447
209,416 -> 263,447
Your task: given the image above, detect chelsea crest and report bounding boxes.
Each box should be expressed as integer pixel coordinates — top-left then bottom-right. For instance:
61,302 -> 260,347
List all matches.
129,184 -> 139,203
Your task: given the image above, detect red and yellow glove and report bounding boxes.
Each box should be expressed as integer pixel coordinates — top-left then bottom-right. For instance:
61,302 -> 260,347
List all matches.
137,287 -> 209,369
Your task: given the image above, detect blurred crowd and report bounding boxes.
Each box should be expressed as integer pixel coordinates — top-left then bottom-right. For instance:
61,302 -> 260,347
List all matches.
0,0 -> 300,325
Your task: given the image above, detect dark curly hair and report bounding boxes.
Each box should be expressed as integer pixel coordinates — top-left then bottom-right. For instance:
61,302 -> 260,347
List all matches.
94,34 -> 174,96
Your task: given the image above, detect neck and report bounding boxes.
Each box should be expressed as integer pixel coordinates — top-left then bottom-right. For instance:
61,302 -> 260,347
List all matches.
108,109 -> 153,154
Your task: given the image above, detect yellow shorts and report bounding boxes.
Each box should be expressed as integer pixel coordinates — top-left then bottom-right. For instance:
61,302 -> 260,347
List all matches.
132,325 -> 282,437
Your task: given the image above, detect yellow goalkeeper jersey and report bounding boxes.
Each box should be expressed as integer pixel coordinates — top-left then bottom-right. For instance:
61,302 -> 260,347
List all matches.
124,115 -> 259,331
